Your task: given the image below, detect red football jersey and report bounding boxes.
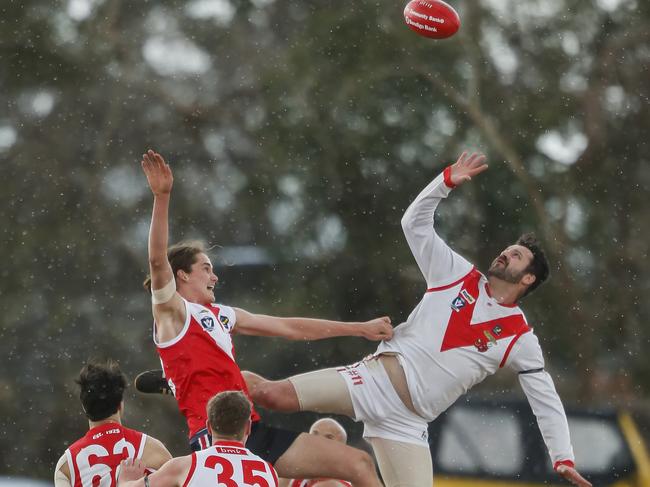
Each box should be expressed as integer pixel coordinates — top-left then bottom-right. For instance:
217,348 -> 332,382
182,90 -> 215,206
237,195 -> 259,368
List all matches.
154,300 -> 260,438
64,422 -> 146,487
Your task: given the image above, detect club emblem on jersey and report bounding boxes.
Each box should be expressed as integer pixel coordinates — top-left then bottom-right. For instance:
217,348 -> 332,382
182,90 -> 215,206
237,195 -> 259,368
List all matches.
451,289 -> 476,312
474,338 -> 489,352
492,325 -> 502,336
200,316 -> 215,331
483,330 -> 497,346
219,316 -> 230,327
450,297 -> 466,312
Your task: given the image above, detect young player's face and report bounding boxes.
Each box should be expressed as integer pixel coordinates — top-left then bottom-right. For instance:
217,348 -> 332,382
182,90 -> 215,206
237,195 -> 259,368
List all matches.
187,253 -> 218,304
487,244 -> 534,284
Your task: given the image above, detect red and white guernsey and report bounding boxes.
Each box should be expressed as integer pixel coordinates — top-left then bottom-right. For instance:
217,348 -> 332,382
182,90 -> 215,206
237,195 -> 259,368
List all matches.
154,300 -> 260,438
183,440 -> 279,487
64,422 -> 146,487
376,168 -> 575,466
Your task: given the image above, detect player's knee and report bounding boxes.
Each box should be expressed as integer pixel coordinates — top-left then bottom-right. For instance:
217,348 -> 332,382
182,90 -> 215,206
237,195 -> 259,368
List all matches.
348,449 -> 377,480
251,380 -> 298,412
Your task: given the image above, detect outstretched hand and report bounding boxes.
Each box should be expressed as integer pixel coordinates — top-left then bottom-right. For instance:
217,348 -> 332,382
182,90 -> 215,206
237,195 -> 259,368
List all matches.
141,149 -> 173,196
449,151 -> 488,186
117,458 -> 146,484
360,317 -> 393,341
557,465 -> 592,487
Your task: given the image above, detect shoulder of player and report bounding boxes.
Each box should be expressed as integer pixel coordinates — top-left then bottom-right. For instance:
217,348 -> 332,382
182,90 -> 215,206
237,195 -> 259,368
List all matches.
426,266 -> 479,293
55,452 -> 70,478
511,328 -> 543,353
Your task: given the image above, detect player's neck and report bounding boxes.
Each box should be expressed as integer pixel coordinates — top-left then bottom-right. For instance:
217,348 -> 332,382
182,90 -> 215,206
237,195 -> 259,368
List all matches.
88,413 -> 121,430
212,436 -> 245,446
486,277 -> 520,306
178,288 -> 211,306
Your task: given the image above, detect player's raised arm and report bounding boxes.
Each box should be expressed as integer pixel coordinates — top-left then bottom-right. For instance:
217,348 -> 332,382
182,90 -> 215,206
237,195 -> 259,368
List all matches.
232,308 -> 393,341
141,150 -> 185,340
401,151 -> 487,287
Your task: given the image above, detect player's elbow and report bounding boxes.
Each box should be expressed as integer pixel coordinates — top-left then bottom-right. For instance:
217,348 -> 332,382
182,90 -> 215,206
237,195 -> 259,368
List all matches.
400,211 -> 419,239
400,212 -> 412,232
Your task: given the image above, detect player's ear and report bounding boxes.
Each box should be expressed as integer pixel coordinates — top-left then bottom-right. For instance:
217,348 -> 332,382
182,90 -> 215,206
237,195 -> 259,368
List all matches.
206,419 -> 213,437
177,269 -> 190,282
521,273 -> 536,287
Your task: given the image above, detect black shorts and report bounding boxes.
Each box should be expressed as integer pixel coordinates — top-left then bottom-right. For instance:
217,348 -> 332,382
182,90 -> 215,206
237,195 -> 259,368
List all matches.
189,421 -> 300,465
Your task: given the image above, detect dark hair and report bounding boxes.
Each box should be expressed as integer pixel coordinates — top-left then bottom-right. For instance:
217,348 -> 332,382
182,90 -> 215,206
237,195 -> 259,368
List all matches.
76,361 -> 127,421
207,391 -> 252,440
517,233 -> 550,297
143,240 -> 207,292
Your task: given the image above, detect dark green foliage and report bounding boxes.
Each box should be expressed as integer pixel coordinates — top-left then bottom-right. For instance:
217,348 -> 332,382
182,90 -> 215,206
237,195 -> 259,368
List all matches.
1,0 -> 648,478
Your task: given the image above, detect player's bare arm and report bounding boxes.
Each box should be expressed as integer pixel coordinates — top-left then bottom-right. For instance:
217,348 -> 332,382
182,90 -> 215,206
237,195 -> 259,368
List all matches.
233,308 -> 393,341
448,151 -> 488,186
53,455 -> 71,487
141,149 -> 186,342
141,435 -> 173,470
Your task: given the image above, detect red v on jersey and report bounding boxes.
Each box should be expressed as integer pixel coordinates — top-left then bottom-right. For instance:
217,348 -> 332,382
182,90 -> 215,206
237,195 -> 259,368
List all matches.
439,269 -> 529,352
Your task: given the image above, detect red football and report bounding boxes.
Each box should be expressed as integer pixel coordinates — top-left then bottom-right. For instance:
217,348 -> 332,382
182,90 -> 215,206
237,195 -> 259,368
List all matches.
403,0 -> 460,39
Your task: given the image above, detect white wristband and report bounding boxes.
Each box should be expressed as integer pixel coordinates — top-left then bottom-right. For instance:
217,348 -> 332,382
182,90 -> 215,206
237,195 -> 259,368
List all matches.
152,278 -> 176,304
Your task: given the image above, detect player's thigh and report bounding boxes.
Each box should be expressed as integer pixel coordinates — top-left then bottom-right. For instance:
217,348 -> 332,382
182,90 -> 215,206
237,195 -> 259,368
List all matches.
274,432 -> 374,482
289,367 -> 354,417
368,437 -> 432,487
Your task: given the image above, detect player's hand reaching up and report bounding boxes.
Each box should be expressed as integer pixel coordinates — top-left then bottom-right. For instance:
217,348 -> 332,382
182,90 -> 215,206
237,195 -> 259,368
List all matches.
360,316 -> 393,341
557,464 -> 592,487
449,151 -> 488,187
142,149 -> 173,196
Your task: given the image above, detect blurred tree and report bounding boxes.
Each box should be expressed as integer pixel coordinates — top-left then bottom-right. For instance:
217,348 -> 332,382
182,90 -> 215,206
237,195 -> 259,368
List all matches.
0,0 -> 648,479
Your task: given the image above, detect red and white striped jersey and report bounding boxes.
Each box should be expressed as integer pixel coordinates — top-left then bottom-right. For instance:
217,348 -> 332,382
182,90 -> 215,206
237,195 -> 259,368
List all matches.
376,168 -> 574,465
154,300 -> 260,438
183,440 -> 279,487
64,422 -> 146,487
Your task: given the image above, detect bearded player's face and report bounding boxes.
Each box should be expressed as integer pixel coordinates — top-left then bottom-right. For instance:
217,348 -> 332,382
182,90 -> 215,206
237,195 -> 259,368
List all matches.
187,252 -> 218,304
487,244 -> 534,284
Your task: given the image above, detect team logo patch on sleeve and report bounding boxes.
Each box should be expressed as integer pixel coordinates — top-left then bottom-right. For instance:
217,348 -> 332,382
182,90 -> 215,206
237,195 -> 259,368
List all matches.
219,315 -> 230,328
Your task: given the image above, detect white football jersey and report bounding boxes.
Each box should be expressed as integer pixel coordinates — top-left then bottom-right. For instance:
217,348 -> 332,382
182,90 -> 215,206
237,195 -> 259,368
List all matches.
184,441 -> 279,487
377,168 -> 574,465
